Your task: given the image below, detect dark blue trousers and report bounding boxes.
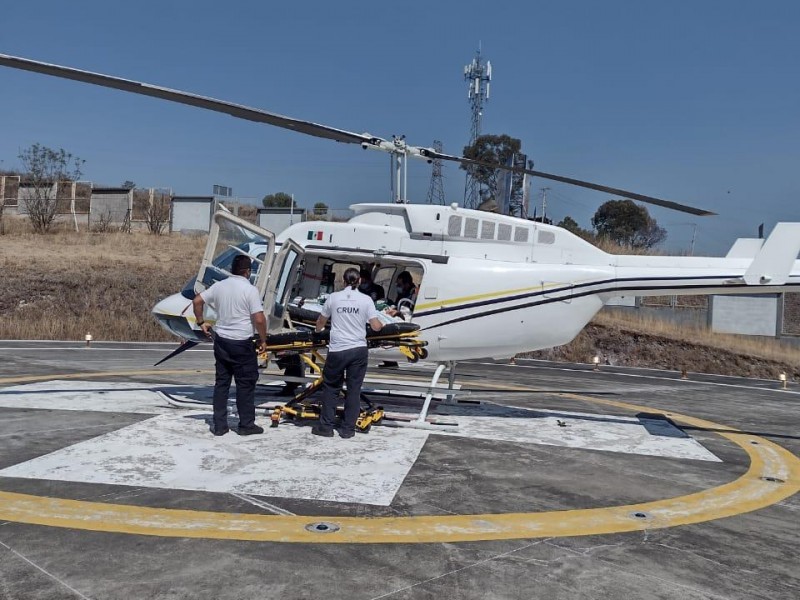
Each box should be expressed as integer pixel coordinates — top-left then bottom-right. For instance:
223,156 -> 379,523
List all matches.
318,346 -> 369,434
212,335 -> 258,430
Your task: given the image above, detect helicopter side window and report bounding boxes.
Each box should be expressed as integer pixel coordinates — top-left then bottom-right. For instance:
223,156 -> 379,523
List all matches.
481,221 -> 496,240
464,218 -> 479,239
448,215 -> 463,237
537,231 -> 555,245
498,223 -> 512,241
514,227 -> 529,243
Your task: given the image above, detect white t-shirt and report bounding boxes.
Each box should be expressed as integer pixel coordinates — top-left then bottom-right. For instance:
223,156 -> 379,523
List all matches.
199,275 -> 263,340
322,288 -> 380,352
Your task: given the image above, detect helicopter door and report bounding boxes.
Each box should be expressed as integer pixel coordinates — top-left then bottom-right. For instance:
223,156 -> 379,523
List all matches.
264,238 -> 305,332
194,211 -> 276,300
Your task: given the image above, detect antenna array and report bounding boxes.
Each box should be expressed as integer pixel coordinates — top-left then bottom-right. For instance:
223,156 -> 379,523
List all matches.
463,48 -> 492,209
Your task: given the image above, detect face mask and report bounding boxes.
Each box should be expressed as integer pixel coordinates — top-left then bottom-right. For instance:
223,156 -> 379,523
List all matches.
396,285 -> 404,294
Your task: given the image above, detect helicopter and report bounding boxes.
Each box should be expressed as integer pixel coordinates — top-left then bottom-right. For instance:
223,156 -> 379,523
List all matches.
2,52 -> 799,369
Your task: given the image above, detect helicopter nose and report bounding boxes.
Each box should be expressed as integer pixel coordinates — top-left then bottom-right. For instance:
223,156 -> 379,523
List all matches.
151,293 -> 204,341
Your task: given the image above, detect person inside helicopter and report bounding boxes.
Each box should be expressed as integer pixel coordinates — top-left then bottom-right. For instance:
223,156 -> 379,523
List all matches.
385,270 -> 417,319
357,266 -> 385,302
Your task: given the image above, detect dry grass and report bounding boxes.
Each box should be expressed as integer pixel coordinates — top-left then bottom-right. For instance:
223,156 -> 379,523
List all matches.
594,311 -> 800,366
0,226 -> 205,341
526,311 -> 800,380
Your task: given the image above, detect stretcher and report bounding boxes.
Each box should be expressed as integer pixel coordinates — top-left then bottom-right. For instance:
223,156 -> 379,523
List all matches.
263,321 -> 428,362
264,322 -> 427,433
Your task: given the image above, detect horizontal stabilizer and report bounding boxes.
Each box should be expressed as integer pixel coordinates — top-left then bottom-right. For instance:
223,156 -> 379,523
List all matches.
726,238 -> 764,259
743,223 -> 800,286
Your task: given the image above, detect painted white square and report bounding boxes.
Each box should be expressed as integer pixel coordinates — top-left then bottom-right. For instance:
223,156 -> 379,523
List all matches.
0,411 -> 429,506
0,380 -> 720,508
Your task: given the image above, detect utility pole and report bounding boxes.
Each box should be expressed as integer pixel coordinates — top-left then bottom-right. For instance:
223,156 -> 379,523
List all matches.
540,187 -> 550,222
426,140 -> 446,205
463,46 -> 491,209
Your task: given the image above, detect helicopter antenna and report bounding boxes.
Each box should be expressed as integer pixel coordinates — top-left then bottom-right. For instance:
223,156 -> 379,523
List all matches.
463,47 -> 492,209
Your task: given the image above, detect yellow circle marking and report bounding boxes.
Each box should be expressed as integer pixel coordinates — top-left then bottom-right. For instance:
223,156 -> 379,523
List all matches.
0,370 -> 798,543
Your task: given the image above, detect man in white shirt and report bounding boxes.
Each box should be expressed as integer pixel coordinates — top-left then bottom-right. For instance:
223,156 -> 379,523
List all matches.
313,268 -> 383,438
192,254 -> 268,436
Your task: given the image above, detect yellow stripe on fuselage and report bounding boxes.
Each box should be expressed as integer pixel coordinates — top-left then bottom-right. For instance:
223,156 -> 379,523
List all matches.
414,280 -> 572,312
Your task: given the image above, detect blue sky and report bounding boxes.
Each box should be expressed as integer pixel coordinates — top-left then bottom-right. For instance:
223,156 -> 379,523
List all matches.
1,1 -> 798,255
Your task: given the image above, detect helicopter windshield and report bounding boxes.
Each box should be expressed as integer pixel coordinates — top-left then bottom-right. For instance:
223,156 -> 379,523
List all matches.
180,241 -> 267,299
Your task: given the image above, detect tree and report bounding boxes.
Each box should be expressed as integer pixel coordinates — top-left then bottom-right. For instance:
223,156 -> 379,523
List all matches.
557,216 -> 593,240
313,202 -> 328,216
262,192 -> 294,208
121,180 -> 136,190
144,190 -> 171,235
591,199 -> 666,249
461,134 -> 522,204
18,144 -> 84,233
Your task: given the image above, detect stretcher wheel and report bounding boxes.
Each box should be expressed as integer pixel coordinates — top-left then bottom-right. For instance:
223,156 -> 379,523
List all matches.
417,348 -> 428,359
359,423 -> 372,433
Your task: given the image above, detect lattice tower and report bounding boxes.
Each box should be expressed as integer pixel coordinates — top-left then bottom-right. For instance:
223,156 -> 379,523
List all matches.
463,48 -> 492,209
426,140 -> 446,205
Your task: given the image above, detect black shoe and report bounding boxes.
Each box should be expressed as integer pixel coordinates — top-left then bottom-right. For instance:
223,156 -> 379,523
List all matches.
212,426 -> 230,437
378,361 -> 399,369
311,425 -> 334,437
339,430 -> 355,439
237,424 -> 264,436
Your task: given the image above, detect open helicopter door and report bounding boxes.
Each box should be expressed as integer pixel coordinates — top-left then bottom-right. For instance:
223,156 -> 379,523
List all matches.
194,211 -> 276,300
264,238 -> 305,332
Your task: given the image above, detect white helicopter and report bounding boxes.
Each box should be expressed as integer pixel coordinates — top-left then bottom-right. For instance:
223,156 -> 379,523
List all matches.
3,53 -> 800,372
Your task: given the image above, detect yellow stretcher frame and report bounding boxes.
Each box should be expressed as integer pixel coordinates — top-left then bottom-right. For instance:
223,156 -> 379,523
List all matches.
261,329 -> 426,432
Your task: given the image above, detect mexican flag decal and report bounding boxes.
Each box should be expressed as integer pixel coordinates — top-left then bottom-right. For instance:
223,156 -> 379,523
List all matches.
307,230 -> 324,241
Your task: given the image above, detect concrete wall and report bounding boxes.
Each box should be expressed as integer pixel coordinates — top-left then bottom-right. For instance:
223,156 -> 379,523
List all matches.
709,294 -> 780,336
257,208 -> 304,235
90,188 -> 132,224
171,197 -> 214,233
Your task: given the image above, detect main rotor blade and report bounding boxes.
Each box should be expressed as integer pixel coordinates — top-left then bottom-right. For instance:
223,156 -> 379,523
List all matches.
0,53 -> 377,146
425,150 -> 717,216
1,53 -> 715,216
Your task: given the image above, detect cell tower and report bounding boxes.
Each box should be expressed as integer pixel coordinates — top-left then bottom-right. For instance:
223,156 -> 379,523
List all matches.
426,140 -> 445,205
463,47 -> 492,209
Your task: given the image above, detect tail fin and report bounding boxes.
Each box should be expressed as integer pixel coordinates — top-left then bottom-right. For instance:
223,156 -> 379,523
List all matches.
726,238 -> 763,259
743,223 -> 800,285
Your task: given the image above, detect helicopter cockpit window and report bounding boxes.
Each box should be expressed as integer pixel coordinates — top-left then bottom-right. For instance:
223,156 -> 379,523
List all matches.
448,215 -> 463,236
514,227 -> 530,243
464,217 -> 479,239
481,221 -> 496,240
197,242 -> 266,288
498,223 -> 512,241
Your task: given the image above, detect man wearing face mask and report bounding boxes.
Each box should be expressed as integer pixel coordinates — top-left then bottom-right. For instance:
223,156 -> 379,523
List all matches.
386,271 -> 417,319
357,267 -> 385,303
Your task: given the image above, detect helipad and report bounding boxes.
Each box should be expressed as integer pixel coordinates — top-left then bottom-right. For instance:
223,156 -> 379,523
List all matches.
0,342 -> 798,598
